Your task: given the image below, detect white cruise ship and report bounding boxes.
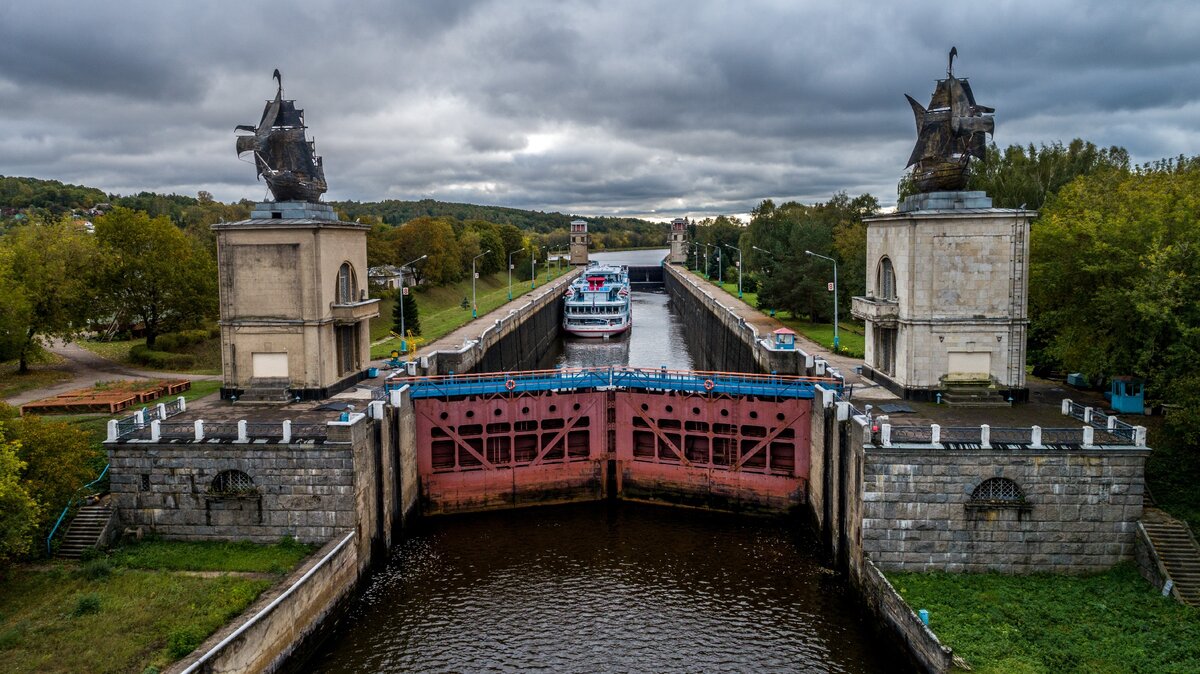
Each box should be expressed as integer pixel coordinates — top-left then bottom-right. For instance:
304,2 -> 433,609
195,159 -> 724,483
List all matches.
562,263 -> 632,337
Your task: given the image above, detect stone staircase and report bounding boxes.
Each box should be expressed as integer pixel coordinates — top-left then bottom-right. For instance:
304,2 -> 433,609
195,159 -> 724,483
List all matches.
938,377 -> 1012,408
1141,508 -> 1200,606
237,377 -> 292,404
56,502 -> 115,559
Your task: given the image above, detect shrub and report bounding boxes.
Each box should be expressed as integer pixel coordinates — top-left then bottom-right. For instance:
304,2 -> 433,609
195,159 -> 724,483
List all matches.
129,344 -> 195,369
72,593 -> 101,617
167,624 -> 207,658
154,329 -> 211,353
79,558 -> 112,580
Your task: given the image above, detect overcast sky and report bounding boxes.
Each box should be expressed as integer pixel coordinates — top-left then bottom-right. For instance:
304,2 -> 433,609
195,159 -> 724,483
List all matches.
2,1 -> 1198,219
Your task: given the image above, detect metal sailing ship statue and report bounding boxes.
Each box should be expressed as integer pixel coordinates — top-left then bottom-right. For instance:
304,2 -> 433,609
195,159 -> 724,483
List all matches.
235,70 -> 328,203
904,48 -> 994,193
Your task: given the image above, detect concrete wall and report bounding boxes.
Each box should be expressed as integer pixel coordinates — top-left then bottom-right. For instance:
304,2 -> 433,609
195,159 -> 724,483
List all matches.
859,445 -> 1149,573
167,531 -> 361,674
856,559 -> 954,674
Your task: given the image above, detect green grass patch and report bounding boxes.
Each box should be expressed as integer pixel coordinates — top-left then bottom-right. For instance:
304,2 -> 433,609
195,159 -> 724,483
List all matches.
107,538 -> 314,574
0,564 -> 272,674
690,270 -> 866,358
888,563 -> 1200,674
0,363 -> 72,400
369,268 -> 561,359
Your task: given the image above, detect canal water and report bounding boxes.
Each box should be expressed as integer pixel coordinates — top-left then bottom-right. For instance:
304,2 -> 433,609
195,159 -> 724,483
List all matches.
304,250 -> 908,672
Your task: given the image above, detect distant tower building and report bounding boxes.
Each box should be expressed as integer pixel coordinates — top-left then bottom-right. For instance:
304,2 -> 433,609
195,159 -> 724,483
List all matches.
213,202 -> 379,401
569,219 -> 589,265
668,217 -> 689,264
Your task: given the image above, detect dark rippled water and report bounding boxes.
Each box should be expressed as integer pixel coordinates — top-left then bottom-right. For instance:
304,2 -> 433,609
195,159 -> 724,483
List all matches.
306,503 -> 903,673
303,250 -> 905,672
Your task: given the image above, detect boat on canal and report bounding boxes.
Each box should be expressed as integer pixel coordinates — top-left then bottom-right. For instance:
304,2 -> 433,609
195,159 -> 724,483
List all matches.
562,262 -> 632,337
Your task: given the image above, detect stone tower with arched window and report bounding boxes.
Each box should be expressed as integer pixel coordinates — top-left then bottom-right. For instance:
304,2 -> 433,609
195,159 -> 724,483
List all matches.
852,195 -> 1035,402
213,201 -> 378,400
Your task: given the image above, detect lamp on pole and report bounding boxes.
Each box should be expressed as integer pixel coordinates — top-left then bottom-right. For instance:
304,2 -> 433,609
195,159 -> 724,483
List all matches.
398,254 -> 427,353
805,249 -> 839,351
472,249 -> 492,319
531,245 -> 546,289
716,245 -> 723,284
507,249 -> 522,301
724,244 -> 743,298
701,243 -> 712,279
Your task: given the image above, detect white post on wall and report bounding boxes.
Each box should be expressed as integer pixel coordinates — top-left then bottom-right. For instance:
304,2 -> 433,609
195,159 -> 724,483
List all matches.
1135,426 -> 1147,447
106,419 -> 118,442
194,419 -> 205,441
179,396 -> 187,412
150,420 -> 161,442
980,424 -> 991,449
1107,415 -> 1117,430
157,402 -> 167,420
1083,407 -> 1093,424
135,408 -> 145,427
881,423 -> 892,447
282,420 -> 292,443
836,401 -> 850,421
1031,425 -> 1043,448
930,424 -> 941,445
369,400 -> 385,419
389,388 -> 402,407
237,419 -> 248,443
1061,399 -> 1071,415
1082,426 -> 1095,448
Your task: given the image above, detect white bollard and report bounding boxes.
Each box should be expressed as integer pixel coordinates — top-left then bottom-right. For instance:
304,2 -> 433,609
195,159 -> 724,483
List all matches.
836,401 -> 850,421
1061,399 -> 1071,416
237,419 -> 248,443
881,423 -> 892,447
1083,407 -> 1093,424
178,396 -> 187,412
931,424 -> 941,445
194,419 -> 205,441
150,420 -> 161,442
980,424 -> 991,449
157,402 -> 167,420
281,420 -> 292,443
1082,426 -> 1095,448
1135,426 -> 1147,447
1031,425 -> 1043,448
106,419 -> 119,442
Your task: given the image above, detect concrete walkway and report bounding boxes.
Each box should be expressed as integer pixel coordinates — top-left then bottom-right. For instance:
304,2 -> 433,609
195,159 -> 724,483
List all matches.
677,268 -> 897,403
4,340 -> 220,407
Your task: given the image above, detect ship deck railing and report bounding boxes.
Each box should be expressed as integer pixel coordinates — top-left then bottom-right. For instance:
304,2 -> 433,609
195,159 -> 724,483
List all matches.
383,366 -> 842,400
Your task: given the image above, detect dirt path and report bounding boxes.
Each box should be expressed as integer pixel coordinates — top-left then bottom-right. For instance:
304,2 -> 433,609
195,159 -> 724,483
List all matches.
3,340 -> 220,406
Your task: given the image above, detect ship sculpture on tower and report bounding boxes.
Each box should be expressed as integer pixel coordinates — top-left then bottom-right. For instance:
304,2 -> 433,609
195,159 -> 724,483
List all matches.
235,70 -> 328,203
904,47 -> 995,193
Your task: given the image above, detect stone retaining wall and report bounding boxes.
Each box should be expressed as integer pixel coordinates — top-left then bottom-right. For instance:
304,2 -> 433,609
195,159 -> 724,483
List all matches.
855,559 -> 953,674
860,445 -> 1149,573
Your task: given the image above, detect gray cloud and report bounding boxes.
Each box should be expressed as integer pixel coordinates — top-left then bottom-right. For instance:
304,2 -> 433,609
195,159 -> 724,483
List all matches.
1,0 -> 1198,218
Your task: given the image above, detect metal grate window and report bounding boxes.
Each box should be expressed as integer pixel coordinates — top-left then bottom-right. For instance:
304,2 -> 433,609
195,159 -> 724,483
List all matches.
970,477 -> 1025,504
210,469 -> 256,495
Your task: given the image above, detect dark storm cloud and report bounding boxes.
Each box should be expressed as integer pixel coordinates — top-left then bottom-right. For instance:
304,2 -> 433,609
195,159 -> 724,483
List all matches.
1,0 -> 1199,217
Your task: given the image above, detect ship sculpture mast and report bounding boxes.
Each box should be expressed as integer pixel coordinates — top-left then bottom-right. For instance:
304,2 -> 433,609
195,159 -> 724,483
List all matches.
903,47 -> 995,193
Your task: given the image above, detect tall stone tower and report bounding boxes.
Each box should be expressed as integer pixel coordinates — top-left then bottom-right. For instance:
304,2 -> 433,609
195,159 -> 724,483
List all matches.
668,217 -> 688,264
219,73 -> 378,401
569,219 -> 589,265
851,50 -> 1033,403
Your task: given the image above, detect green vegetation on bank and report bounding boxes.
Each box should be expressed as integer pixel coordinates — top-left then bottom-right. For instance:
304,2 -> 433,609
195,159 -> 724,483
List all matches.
888,564 -> 1200,674
0,363 -> 71,400
370,267 -> 561,359
75,329 -> 222,376
0,539 -> 312,674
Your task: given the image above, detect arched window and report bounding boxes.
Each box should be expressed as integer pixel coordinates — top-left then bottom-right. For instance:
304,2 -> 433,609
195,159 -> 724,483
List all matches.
877,257 -> 896,300
336,262 -> 357,304
969,477 -> 1025,504
210,469 -> 256,495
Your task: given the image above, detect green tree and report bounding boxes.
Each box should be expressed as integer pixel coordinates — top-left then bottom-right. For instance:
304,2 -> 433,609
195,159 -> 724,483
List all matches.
393,217 -> 462,285
94,208 -> 218,348
392,291 -> 421,338
1,218 -> 99,372
5,415 -> 101,535
0,430 -> 39,567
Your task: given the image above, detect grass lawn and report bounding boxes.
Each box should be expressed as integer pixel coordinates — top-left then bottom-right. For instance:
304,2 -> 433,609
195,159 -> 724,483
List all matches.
76,336 -> 222,376
370,268 -> 560,359
0,363 -> 72,400
888,563 -> 1200,674
688,269 -> 867,358
0,539 -> 313,674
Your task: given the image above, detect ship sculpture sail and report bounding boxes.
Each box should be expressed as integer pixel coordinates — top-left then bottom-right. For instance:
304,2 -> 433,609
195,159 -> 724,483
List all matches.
235,70 -> 328,203
904,48 -> 995,193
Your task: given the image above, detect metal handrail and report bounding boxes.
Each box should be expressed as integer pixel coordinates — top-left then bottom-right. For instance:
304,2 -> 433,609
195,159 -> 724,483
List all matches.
46,464 -> 110,555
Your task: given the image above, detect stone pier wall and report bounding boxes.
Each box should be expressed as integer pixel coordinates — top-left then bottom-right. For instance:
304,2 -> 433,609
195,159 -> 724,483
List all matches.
663,264 -> 773,374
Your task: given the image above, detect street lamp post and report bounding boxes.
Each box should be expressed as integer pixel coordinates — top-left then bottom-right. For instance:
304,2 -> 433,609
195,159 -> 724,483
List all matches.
508,249 -> 522,300
398,254 -> 427,353
702,243 -> 711,278
751,245 -> 776,316
724,244 -> 743,298
531,245 -> 547,289
472,249 -> 492,319
716,246 -> 723,285
805,249 -> 839,351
